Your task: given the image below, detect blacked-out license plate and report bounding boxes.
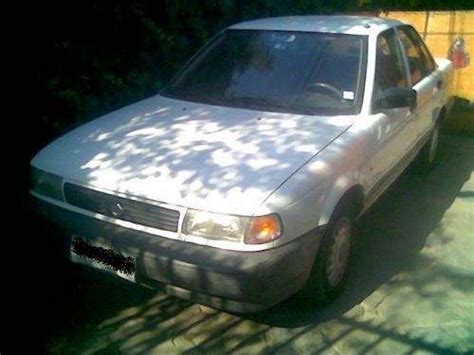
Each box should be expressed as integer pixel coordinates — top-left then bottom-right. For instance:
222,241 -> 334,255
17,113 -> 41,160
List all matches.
70,236 -> 136,282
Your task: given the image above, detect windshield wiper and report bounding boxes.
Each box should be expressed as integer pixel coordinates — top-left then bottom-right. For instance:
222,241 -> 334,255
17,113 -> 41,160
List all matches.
228,96 -> 317,115
227,96 -> 293,110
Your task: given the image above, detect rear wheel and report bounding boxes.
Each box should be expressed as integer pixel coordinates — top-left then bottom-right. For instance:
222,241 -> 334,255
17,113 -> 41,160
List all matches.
416,121 -> 441,172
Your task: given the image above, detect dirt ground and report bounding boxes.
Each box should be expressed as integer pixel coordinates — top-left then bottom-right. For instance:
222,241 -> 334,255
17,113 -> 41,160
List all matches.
33,134 -> 473,354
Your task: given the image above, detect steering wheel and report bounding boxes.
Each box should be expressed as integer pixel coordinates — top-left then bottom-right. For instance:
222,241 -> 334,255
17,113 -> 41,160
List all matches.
306,82 -> 342,100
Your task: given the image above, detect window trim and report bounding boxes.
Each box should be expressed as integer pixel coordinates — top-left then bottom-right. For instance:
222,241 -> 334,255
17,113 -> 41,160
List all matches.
394,27 -> 412,87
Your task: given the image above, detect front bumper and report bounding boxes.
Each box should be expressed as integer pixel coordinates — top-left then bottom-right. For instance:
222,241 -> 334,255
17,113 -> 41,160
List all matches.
34,197 -> 324,312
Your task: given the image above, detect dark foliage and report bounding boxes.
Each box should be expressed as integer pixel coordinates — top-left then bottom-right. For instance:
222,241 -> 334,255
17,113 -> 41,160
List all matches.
35,0 -> 473,155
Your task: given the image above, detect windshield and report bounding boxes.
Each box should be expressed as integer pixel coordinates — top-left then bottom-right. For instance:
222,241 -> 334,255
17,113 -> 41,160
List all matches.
162,30 -> 367,115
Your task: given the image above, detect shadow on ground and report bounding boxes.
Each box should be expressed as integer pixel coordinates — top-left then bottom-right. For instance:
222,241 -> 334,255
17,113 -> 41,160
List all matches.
34,135 -> 473,353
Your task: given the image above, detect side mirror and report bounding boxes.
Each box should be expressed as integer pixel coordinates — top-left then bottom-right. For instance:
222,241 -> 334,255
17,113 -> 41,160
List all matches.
375,87 -> 417,111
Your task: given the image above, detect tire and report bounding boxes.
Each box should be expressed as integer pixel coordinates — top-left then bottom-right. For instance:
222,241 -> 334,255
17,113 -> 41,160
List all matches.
416,121 -> 441,172
299,198 -> 357,304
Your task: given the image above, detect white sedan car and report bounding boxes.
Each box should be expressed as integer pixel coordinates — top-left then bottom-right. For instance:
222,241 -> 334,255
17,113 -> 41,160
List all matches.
31,16 -> 453,312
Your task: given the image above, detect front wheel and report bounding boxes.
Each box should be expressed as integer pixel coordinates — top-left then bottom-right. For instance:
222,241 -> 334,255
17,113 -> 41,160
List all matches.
325,217 -> 352,289
300,201 -> 356,303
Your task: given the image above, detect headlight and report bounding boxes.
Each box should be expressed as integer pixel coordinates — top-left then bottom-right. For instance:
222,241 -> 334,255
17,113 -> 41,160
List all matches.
183,209 -> 282,244
30,166 -> 64,201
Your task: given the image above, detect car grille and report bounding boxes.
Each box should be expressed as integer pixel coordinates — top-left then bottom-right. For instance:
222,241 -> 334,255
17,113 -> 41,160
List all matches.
64,183 -> 180,232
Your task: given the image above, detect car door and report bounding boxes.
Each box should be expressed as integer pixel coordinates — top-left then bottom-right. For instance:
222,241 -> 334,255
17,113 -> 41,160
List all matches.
396,25 -> 441,143
365,28 -> 415,195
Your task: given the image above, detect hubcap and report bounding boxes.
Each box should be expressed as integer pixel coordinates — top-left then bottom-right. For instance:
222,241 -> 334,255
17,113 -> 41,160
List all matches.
428,126 -> 439,164
327,217 -> 352,287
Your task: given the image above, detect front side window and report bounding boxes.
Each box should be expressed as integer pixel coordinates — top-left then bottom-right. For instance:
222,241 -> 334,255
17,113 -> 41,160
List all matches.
373,29 -> 408,99
162,30 -> 367,116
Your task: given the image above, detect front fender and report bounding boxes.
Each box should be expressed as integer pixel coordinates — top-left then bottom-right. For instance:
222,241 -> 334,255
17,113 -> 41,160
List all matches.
255,126 -> 369,245
318,176 -> 364,225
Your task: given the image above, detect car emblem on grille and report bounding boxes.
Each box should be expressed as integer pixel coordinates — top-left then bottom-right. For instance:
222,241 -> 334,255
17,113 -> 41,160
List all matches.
111,202 -> 125,218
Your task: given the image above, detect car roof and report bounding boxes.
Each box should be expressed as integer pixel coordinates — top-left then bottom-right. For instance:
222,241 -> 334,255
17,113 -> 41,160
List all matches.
229,15 -> 403,36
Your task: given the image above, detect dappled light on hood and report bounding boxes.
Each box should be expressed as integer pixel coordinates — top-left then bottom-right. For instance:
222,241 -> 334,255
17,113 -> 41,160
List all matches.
32,95 -> 355,215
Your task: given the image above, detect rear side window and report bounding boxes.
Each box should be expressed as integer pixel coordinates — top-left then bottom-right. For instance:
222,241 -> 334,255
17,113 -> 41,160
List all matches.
373,29 -> 408,100
405,26 -> 436,73
396,26 -> 435,85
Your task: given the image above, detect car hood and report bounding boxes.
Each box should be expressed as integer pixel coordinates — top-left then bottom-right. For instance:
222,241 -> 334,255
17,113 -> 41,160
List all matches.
32,95 -> 354,215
